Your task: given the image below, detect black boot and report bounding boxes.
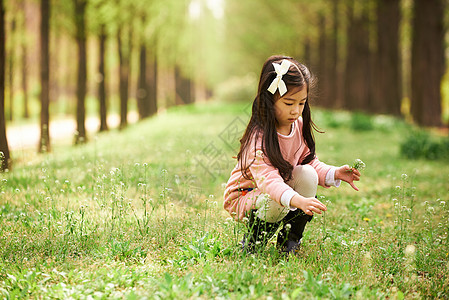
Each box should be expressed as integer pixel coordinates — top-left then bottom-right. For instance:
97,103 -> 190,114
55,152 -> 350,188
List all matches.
277,209 -> 313,255
242,210 -> 280,253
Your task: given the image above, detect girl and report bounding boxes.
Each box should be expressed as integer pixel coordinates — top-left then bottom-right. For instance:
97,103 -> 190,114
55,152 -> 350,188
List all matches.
223,55 -> 361,254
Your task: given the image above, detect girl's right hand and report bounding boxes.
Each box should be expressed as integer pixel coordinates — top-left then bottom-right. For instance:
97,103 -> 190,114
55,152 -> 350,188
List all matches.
290,194 -> 327,216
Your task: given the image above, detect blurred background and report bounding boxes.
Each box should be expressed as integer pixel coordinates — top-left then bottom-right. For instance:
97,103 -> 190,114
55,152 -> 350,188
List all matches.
0,0 -> 448,167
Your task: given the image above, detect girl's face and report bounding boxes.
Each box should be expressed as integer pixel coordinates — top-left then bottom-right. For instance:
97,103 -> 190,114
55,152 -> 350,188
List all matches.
273,86 -> 308,135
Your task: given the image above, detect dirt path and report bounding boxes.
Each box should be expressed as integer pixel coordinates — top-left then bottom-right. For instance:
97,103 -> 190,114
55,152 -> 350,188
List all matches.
7,112 -> 138,150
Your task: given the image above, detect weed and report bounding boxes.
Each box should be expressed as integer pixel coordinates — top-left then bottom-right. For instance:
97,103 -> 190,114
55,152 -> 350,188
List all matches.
351,112 -> 374,131
400,130 -> 449,161
392,173 -> 415,247
132,163 -> 155,236
171,233 -> 231,268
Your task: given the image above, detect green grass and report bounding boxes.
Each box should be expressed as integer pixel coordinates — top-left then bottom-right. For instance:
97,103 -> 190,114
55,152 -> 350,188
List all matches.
1,100 -> 448,299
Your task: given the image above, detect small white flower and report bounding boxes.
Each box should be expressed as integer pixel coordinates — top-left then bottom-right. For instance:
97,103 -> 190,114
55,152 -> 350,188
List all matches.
364,251 -> 372,260
352,159 -> 366,171
405,244 -> 416,256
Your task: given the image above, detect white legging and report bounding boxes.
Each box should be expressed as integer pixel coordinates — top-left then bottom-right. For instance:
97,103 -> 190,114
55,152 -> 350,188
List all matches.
254,164 -> 318,223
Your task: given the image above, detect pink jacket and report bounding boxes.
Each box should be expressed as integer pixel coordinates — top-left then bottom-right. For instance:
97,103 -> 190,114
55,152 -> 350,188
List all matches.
223,118 -> 332,220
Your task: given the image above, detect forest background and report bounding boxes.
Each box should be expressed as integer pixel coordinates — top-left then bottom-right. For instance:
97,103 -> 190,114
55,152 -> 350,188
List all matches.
0,0 -> 448,169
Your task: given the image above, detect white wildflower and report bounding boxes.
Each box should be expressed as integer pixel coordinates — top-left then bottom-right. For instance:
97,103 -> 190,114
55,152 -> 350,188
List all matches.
352,159 -> 366,171
405,244 -> 416,256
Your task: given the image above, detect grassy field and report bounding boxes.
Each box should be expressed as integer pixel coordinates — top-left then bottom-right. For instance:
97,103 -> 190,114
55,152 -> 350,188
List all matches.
1,101 -> 448,299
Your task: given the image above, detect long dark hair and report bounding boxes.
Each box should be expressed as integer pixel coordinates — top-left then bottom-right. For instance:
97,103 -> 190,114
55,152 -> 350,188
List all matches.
237,55 -> 319,181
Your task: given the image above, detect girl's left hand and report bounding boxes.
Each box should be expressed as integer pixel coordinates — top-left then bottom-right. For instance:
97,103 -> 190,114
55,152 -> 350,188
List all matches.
335,165 -> 361,191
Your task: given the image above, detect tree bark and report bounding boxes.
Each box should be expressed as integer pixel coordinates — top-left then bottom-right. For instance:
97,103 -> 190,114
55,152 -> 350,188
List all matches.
137,43 -> 149,119
330,0 -> 341,108
74,0 -> 87,144
0,0 -> 10,171
376,0 -> 401,115
117,27 -> 132,129
411,0 -> 444,126
38,0 -> 50,153
21,34 -> 29,118
148,53 -> 158,116
318,14 -> 330,108
98,24 -> 108,132
343,0 -> 371,111
8,17 -> 16,122
21,0 -> 29,119
175,65 -> 193,105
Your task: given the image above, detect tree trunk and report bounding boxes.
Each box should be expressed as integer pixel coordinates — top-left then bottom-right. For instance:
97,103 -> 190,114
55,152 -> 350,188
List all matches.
117,27 -> 131,129
98,24 -> 108,132
343,0 -> 371,111
330,0 -> 341,108
74,0 -> 87,144
411,0 -> 444,127
318,14 -> 330,108
21,0 -> 29,119
175,65 -> 192,105
21,34 -> 29,119
0,0 -> 10,171
376,0 -> 401,115
38,0 -> 50,153
148,53 -> 158,116
137,43 -> 149,119
8,17 -> 15,121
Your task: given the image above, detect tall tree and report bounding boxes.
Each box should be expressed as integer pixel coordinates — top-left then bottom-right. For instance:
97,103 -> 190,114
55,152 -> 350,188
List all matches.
148,53 -> 158,116
89,0 -> 112,131
343,0 -> 372,111
375,0 -> 401,115
137,35 -> 149,119
0,0 -> 10,171
98,24 -> 108,131
21,0 -> 29,119
317,13 -> 330,108
411,0 -> 445,126
7,15 -> 15,121
175,65 -> 193,105
74,0 -> 87,143
134,1 -> 158,117
117,24 -> 132,129
38,0 -> 51,153
329,0 -> 341,108
136,40 -> 158,118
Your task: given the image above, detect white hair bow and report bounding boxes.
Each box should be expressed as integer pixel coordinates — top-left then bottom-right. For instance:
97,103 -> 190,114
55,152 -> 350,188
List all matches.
267,59 -> 291,96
